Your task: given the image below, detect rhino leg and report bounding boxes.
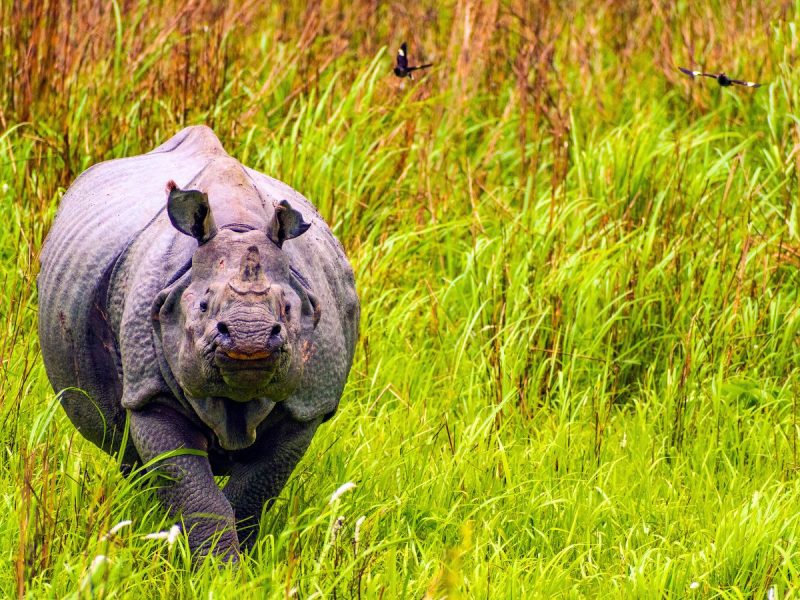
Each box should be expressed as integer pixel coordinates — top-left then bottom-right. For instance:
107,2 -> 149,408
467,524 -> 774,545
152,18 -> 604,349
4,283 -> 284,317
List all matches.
130,402 -> 240,560
222,412 -> 321,550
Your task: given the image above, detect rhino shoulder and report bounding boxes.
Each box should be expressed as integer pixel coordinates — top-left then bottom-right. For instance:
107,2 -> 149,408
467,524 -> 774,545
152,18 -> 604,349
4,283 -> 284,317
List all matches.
149,125 -> 227,157
114,221 -> 196,412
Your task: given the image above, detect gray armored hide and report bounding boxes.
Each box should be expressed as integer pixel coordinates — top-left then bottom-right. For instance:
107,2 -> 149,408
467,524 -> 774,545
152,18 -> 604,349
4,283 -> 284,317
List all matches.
37,126 -> 359,559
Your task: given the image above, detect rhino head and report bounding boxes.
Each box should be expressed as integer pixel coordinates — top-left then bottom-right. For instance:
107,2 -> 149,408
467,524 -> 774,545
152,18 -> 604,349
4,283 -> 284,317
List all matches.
152,182 -> 320,450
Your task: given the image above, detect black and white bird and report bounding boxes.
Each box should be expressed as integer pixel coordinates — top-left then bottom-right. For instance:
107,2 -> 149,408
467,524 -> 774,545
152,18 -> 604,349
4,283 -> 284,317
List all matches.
393,42 -> 433,79
678,66 -> 762,88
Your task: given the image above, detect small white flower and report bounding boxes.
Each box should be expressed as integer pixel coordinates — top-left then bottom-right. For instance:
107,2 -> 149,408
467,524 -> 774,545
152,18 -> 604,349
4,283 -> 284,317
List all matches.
354,515 -> 366,554
620,432 -> 627,448
1,183 -> 8,193
167,524 -> 181,545
768,586 -> 776,600
109,519 -> 133,535
90,554 -> 109,574
79,555 -> 110,590
690,581 -> 700,590
329,482 -> 356,504
106,519 -> 133,537
144,524 -> 181,546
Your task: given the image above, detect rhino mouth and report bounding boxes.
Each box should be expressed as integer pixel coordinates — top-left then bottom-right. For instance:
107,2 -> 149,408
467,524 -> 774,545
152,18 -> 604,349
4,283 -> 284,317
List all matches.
214,349 -> 282,371
224,349 -> 270,361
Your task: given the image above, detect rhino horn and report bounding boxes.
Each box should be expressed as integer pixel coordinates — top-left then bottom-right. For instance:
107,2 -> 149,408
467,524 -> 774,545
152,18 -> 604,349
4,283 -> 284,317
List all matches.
230,246 -> 269,294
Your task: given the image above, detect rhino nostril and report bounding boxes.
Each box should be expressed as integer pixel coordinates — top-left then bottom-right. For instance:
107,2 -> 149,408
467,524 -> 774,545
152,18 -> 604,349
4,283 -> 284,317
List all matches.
270,324 -> 281,337
217,322 -> 229,336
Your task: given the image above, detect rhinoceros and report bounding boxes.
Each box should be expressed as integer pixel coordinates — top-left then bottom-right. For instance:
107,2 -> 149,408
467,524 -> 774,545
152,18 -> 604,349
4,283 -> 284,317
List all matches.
37,126 -> 359,558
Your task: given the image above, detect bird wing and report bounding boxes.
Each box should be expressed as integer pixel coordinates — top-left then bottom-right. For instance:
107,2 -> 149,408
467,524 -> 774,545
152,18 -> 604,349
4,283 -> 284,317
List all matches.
730,78 -> 762,88
408,63 -> 433,72
397,43 -> 409,70
679,67 -> 719,79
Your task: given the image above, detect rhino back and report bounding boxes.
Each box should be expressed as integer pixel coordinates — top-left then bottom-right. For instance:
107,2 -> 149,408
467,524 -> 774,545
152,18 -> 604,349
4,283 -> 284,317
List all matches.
37,126 -> 227,449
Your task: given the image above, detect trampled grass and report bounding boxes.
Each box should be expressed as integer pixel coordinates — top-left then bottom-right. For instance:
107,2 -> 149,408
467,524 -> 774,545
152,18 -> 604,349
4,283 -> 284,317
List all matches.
3,0 -> 800,597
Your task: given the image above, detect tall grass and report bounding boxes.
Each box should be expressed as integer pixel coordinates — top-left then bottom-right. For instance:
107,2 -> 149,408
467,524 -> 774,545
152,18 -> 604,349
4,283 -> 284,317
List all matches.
3,0 -> 800,597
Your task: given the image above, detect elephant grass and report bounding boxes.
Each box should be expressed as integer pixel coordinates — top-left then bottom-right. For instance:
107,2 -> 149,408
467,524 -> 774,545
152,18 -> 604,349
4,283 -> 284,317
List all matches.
3,0 -> 800,597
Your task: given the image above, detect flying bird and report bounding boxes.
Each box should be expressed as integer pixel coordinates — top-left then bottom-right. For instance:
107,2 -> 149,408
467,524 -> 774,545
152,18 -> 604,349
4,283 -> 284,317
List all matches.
393,42 -> 433,79
678,67 -> 762,88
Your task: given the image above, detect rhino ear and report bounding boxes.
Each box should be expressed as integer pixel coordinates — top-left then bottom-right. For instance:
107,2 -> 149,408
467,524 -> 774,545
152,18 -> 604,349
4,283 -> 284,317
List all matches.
268,199 -> 311,248
166,180 -> 218,243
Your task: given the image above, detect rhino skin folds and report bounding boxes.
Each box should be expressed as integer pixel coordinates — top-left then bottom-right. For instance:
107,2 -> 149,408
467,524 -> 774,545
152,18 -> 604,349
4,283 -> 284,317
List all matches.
37,126 -> 359,559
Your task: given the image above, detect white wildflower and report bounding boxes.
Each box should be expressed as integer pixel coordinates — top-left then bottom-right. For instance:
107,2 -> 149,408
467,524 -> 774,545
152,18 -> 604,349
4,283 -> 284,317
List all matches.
109,519 -> 133,535
101,519 -> 133,540
689,581 -> 700,590
329,482 -> 356,504
143,524 -> 181,546
768,586 -> 776,600
90,554 -> 109,574
167,524 -> 181,545
620,431 -> 627,448
80,554 -> 110,590
354,515 -> 366,554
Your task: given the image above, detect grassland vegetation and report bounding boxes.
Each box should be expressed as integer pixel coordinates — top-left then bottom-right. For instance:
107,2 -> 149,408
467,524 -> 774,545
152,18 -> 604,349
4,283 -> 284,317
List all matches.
2,0 -> 800,597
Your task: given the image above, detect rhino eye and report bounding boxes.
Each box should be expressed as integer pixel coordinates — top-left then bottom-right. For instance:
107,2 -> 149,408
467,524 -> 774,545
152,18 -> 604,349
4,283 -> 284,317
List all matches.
199,301 -> 208,313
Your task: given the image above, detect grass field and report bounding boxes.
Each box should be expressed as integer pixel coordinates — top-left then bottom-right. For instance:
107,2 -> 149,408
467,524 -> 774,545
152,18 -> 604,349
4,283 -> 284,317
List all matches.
3,0 -> 800,597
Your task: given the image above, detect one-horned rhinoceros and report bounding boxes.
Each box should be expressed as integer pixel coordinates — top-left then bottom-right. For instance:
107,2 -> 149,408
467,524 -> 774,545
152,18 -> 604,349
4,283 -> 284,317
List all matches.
37,125 -> 359,558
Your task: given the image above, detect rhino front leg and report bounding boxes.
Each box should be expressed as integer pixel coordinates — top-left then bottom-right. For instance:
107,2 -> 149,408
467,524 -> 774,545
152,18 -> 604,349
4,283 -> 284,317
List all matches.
130,403 -> 240,559
223,414 -> 322,550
